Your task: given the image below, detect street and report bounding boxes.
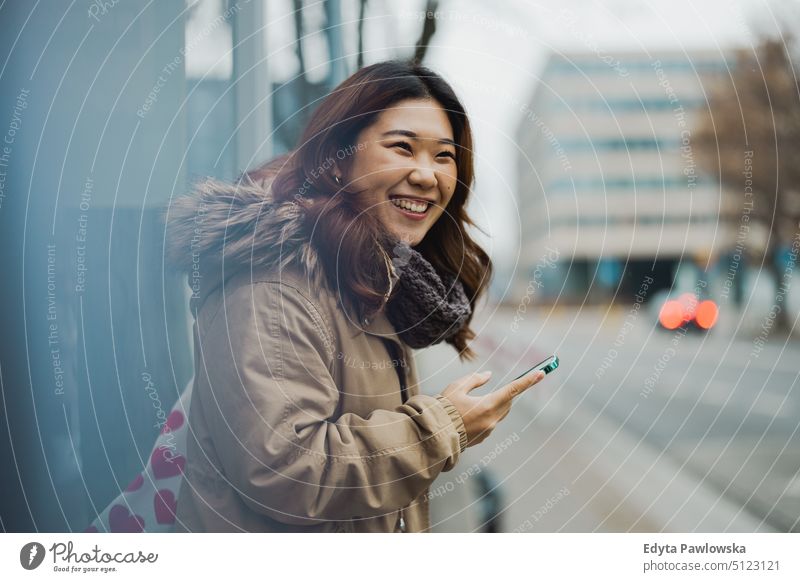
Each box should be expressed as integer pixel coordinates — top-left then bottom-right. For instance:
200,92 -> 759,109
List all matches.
418,304 -> 799,532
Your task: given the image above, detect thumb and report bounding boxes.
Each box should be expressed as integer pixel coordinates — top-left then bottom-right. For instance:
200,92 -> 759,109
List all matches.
498,369 -> 545,404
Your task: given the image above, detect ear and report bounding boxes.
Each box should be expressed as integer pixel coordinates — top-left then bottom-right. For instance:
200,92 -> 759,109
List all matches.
332,162 -> 343,182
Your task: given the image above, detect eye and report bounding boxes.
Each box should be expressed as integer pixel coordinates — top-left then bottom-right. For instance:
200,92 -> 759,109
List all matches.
390,141 -> 412,153
438,150 -> 456,160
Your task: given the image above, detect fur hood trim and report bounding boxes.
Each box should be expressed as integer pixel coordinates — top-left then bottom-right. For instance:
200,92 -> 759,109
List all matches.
163,176 -> 326,306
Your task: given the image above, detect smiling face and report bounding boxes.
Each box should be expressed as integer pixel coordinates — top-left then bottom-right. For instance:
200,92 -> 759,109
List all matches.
337,98 -> 459,247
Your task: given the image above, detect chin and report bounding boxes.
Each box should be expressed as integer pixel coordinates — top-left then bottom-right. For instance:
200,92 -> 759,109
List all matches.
396,231 -> 424,247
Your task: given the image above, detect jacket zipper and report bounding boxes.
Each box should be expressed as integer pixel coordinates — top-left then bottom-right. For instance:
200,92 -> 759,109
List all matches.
382,339 -> 408,404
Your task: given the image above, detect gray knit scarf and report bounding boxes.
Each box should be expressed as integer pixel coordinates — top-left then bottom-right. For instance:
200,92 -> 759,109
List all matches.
383,239 -> 472,349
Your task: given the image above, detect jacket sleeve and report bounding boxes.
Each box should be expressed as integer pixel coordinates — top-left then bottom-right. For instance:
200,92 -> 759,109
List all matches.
196,280 -> 468,526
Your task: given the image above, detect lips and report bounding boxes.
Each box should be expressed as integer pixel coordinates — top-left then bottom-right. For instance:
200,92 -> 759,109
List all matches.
388,194 -> 436,214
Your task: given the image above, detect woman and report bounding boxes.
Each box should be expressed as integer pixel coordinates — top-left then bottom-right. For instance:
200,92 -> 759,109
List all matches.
164,60 -> 545,533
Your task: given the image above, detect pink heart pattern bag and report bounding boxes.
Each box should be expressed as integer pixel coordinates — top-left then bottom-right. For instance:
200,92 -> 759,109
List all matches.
84,379 -> 192,533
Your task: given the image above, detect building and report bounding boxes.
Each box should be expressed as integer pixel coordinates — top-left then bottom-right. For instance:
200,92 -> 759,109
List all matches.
514,49 -> 740,303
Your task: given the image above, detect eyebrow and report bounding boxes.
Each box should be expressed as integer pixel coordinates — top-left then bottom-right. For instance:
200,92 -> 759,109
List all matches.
380,129 -> 456,148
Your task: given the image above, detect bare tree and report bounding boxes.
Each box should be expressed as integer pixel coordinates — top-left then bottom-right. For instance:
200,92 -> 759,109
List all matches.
694,36 -> 800,330
357,0 -> 367,68
293,0 -> 308,93
412,0 -> 439,65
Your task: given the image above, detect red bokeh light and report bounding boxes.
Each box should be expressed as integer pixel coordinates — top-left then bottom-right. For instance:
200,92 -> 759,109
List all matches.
695,300 -> 719,329
659,300 -> 684,330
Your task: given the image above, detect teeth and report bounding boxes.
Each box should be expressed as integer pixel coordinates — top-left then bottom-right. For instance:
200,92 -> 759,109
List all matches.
390,198 -> 429,213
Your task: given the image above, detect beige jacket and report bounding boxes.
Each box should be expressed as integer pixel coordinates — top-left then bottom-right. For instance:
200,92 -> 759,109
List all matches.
164,176 -> 468,532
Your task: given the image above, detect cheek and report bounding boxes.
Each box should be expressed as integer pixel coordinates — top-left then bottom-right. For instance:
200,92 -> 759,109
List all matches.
441,178 -> 457,206
433,188 -> 457,221
352,149 -> 406,185
432,205 -> 449,224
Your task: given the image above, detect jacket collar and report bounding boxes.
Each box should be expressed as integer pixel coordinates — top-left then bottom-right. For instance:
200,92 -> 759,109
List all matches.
356,307 -> 407,357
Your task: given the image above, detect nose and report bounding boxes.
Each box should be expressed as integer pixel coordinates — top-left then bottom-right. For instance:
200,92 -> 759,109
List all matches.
407,163 -> 438,191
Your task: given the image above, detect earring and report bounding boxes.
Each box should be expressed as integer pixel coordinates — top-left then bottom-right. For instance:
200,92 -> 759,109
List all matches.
334,175 -> 342,185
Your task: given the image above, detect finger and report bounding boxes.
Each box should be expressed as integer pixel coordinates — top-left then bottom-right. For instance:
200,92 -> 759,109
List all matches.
460,370 -> 493,394
495,370 -> 545,405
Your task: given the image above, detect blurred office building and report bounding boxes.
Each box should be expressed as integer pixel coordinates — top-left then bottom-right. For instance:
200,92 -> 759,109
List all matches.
514,50 -> 744,305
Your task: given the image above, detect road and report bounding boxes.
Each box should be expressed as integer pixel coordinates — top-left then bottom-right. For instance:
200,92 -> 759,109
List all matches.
416,304 -> 799,532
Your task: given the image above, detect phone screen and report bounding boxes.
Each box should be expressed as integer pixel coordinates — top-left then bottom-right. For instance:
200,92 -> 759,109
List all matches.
512,355 -> 559,381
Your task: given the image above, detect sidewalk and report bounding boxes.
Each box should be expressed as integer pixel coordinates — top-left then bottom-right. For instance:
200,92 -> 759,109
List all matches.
416,336 -> 774,533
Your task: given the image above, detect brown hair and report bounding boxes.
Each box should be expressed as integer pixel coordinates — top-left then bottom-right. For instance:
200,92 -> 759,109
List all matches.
246,60 -> 492,361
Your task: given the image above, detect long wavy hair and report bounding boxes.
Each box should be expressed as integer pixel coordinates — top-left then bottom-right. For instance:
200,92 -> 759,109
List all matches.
246,60 -> 492,361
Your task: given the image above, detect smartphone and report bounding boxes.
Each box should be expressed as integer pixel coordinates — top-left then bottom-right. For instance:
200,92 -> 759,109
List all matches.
512,355 -> 559,381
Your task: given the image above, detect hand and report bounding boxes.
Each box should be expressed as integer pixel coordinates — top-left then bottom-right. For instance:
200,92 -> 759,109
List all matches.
439,369 -> 546,448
